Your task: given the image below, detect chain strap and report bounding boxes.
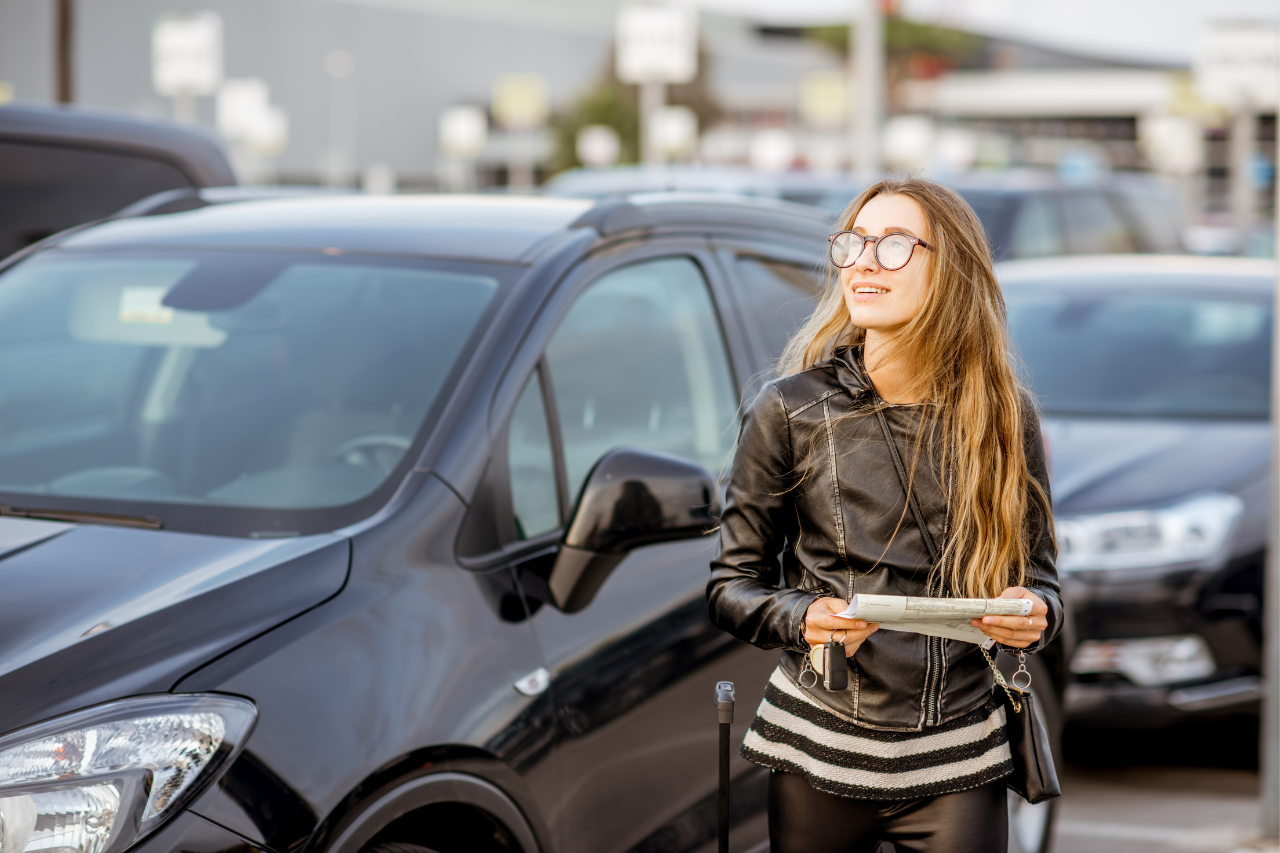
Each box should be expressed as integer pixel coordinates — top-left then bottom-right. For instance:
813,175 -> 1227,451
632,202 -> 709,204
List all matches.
981,646 -> 1025,714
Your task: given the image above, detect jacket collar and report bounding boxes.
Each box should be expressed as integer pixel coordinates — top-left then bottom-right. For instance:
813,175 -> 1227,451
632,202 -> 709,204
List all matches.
831,345 -> 874,398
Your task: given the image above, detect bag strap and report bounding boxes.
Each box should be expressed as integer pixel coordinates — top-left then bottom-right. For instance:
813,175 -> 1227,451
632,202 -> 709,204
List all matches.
873,404 -> 1025,715
982,646 -> 1023,713
872,405 -> 940,563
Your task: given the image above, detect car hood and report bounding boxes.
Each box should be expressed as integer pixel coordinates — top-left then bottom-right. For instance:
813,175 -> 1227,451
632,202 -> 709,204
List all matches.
0,517 -> 349,735
1042,416 -> 1270,516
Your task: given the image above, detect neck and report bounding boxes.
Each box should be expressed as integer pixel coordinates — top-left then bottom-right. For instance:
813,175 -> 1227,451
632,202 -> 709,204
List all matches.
862,331 -> 919,404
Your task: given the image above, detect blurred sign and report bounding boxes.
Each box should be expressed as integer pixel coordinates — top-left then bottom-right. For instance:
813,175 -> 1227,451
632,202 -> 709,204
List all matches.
216,78 -> 288,156
649,105 -> 697,159
1138,114 -> 1203,176
1194,22 -> 1279,110
492,73 -> 550,131
439,105 -> 489,159
577,125 -> 621,168
749,129 -> 795,173
616,3 -> 697,85
882,115 -> 934,170
326,49 -> 355,80
799,71 -> 849,129
152,11 -> 223,97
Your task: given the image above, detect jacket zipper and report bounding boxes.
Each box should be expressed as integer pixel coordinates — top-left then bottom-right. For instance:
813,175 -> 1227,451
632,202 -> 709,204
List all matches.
924,635 -> 943,726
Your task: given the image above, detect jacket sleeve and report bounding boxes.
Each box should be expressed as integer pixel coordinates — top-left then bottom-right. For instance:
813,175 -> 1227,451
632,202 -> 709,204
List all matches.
1003,403 -> 1063,655
707,383 -> 820,651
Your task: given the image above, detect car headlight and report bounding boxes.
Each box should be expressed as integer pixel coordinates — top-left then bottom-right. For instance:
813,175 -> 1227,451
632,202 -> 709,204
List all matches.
0,694 -> 255,853
1055,492 -> 1243,572
1070,634 -> 1216,686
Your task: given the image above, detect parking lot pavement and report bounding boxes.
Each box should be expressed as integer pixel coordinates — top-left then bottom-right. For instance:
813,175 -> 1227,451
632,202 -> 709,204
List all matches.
1056,717 -> 1277,853
1054,765 -> 1269,853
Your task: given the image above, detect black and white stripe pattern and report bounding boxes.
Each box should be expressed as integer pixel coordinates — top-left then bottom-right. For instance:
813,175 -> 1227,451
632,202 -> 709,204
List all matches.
742,668 -> 1012,801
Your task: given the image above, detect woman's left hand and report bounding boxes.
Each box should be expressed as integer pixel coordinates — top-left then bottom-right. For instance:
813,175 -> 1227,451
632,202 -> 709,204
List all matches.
971,587 -> 1048,648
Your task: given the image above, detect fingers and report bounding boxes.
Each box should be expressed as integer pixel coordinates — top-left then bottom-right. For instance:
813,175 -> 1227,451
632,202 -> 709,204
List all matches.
975,614 -> 1048,631
999,586 -> 1049,614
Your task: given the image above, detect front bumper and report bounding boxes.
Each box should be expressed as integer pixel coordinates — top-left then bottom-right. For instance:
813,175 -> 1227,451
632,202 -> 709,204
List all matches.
131,811 -> 272,853
1065,675 -> 1262,725
1062,552 -> 1262,726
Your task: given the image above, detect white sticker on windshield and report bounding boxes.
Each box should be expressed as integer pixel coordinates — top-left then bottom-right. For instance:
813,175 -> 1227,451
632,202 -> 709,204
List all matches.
119,287 -> 175,324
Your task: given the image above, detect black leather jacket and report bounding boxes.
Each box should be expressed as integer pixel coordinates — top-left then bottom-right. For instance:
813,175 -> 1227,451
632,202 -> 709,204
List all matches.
708,347 -> 1061,732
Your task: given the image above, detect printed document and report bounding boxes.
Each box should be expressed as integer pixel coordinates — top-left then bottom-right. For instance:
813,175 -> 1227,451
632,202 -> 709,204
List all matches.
834,594 -> 1032,646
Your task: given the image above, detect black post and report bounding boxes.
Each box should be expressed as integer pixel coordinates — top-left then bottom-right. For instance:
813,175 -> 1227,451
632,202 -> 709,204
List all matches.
55,0 -> 74,103
716,681 -> 735,853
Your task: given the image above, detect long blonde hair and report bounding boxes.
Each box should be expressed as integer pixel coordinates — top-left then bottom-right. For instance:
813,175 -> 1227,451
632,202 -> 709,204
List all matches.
779,177 -> 1052,598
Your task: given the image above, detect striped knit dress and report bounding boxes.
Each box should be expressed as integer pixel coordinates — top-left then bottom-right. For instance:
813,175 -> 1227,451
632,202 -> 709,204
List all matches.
742,666 -> 1013,800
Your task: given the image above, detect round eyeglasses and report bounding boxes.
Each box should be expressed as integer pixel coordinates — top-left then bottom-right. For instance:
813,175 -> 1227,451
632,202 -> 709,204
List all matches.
828,231 -> 931,271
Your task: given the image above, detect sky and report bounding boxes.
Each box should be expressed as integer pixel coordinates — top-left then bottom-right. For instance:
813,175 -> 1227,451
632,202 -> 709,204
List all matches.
689,0 -> 1280,66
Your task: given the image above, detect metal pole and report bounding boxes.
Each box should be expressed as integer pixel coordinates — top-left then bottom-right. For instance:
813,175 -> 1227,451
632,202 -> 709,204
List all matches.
851,0 -> 883,175
640,81 -> 664,168
55,0 -> 73,103
716,681 -> 735,853
1263,43 -> 1280,839
1231,110 -> 1256,242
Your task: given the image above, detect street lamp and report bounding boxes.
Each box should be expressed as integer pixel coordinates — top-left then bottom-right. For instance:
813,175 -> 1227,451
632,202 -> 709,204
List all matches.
438,105 -> 488,192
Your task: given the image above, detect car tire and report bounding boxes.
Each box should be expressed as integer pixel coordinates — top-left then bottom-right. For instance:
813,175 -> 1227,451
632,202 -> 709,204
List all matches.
359,843 -> 442,853
1004,653 -> 1061,853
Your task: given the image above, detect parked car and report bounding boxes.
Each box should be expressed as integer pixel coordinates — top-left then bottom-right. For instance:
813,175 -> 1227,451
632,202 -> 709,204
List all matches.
543,164 -> 876,212
544,166 -> 1185,261
952,173 -> 1185,260
0,101 -> 235,257
0,192 -> 1062,853
998,254 -> 1270,727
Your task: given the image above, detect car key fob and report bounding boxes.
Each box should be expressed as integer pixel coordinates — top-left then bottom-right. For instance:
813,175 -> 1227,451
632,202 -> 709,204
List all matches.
822,639 -> 848,690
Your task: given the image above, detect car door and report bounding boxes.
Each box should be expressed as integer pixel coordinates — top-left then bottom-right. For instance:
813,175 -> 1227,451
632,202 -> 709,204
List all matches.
513,242 -> 774,853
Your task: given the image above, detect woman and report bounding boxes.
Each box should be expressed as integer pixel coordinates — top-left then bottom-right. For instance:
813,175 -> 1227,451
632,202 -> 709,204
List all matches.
707,177 -> 1061,853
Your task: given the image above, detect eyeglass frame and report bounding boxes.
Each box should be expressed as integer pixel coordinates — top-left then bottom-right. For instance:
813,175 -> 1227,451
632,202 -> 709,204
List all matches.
827,230 -> 932,271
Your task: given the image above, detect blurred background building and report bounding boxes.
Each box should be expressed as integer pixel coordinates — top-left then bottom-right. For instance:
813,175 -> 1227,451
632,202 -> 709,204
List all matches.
0,0 -> 1276,248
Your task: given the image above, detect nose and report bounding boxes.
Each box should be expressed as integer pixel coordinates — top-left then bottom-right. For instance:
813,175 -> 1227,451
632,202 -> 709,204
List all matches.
853,237 -> 879,272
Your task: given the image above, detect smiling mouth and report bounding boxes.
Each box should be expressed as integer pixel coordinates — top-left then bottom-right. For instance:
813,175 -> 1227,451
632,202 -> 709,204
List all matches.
854,286 -> 888,294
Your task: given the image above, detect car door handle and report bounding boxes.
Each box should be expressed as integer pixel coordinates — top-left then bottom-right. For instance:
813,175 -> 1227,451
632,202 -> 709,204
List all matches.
514,666 -> 550,696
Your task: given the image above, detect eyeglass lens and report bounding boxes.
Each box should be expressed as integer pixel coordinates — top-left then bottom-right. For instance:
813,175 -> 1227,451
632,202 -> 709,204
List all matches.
830,232 -> 916,271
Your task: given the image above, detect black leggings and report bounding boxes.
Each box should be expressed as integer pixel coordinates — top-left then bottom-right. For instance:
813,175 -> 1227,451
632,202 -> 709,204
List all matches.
768,771 -> 1008,853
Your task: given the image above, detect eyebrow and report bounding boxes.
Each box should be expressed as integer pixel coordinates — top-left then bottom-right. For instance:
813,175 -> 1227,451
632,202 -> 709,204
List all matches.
851,226 -> 922,239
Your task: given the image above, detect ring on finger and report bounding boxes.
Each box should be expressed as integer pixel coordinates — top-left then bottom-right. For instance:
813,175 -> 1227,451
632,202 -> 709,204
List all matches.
831,628 -> 847,644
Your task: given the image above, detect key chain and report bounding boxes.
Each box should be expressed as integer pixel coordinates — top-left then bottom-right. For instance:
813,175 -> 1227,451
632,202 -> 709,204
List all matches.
799,651 -> 818,688
1012,649 -> 1032,691
822,629 -> 849,691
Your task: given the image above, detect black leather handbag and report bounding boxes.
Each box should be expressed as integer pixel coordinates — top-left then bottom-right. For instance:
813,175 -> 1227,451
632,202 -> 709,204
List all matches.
874,406 -> 1061,805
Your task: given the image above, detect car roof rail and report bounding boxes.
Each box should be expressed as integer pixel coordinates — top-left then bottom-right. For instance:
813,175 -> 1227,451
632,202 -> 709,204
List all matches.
570,199 -> 647,236
113,187 -> 208,218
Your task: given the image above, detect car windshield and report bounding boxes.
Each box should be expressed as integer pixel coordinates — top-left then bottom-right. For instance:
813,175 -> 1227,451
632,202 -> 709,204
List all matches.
1005,284 -> 1272,419
0,248 -> 507,535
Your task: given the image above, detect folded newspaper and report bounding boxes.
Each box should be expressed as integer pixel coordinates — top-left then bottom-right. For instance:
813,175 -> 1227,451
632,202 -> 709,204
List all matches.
833,594 -> 1032,647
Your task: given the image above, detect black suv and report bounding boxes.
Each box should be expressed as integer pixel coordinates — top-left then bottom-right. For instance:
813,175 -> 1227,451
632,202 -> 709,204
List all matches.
0,193 -> 1063,853
0,101 -> 235,256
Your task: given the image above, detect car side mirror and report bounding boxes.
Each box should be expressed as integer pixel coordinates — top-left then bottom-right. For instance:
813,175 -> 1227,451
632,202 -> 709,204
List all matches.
547,448 -> 721,613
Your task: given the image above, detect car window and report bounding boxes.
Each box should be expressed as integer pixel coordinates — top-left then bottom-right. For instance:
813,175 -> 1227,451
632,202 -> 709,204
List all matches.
734,256 -> 824,368
1060,192 -> 1137,254
508,370 -> 559,539
1111,190 -> 1183,253
545,256 -> 738,498
1007,287 -> 1271,418
953,190 -> 1018,259
1009,194 -> 1064,258
0,141 -> 196,257
0,249 -> 506,536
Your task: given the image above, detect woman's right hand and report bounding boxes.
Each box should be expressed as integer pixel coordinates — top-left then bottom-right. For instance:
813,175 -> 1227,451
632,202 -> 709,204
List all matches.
804,597 -> 879,657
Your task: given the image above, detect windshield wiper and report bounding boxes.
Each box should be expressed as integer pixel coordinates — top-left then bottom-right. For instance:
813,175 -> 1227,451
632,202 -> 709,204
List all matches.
0,505 -> 162,530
